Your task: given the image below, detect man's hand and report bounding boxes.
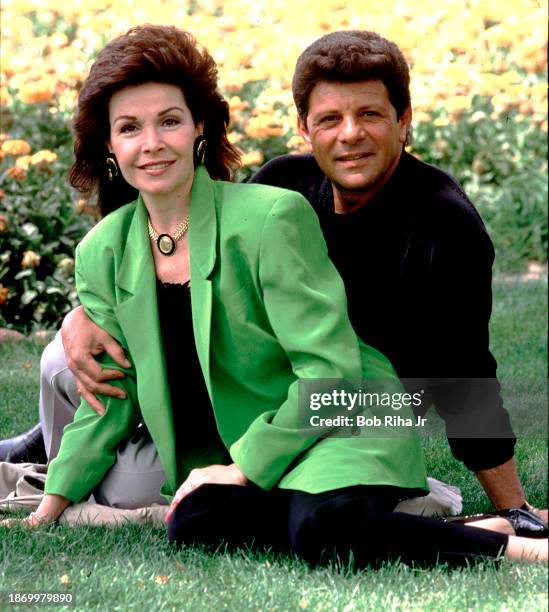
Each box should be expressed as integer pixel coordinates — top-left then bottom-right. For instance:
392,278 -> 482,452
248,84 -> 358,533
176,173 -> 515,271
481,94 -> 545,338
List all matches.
61,306 -> 131,415
164,463 -> 248,524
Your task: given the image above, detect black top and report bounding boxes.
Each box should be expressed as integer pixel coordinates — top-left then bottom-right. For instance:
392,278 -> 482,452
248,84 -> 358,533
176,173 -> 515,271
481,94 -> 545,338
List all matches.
156,280 -> 230,480
250,152 -> 515,471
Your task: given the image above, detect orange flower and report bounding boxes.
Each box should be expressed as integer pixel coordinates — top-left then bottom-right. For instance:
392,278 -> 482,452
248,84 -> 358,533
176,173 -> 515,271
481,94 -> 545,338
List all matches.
19,79 -> 55,105
21,250 -> 41,269
0,284 -> 9,305
6,166 -> 27,180
0,213 -> 8,232
1,139 -> 31,156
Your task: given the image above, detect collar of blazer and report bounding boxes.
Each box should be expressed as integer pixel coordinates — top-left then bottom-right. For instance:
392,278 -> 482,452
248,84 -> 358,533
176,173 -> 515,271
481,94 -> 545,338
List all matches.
116,165 -> 217,295
112,166 -> 218,494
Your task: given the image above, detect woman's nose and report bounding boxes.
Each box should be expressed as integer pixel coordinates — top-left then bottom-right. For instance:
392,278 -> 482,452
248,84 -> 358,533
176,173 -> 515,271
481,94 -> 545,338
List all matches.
142,126 -> 164,151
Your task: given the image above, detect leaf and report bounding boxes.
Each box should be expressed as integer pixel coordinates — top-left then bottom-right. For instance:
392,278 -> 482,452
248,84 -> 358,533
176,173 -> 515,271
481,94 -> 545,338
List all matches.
20,290 -> 37,305
14,270 -> 33,280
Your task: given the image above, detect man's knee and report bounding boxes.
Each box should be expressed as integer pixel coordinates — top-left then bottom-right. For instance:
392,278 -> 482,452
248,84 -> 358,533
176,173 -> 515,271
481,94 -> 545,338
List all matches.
40,331 -> 77,401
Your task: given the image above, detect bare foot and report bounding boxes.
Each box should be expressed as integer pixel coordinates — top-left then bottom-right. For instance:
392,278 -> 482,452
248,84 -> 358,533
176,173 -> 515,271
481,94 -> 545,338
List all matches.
505,537 -> 548,562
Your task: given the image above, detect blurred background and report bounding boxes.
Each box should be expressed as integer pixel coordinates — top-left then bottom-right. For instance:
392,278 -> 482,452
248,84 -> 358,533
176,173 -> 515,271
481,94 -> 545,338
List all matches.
0,0 -> 547,332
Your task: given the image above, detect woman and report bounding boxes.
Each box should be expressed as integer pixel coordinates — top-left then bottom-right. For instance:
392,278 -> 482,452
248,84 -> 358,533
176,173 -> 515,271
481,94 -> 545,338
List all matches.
3,25 -> 545,566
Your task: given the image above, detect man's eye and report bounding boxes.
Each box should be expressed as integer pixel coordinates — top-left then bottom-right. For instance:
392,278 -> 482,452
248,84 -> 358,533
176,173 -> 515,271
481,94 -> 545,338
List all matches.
319,115 -> 338,124
362,111 -> 379,118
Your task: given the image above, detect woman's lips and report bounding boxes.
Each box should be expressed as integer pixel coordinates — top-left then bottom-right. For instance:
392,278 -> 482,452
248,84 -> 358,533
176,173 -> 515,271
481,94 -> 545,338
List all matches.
138,160 -> 176,174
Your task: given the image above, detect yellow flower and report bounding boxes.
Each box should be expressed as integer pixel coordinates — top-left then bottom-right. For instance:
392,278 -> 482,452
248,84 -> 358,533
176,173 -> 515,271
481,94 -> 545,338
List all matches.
433,117 -> 450,128
413,110 -> 432,124
30,150 -> 57,165
30,149 -> 58,172
241,150 -> 264,167
57,257 -> 75,276
286,134 -> 309,153
1,139 -> 31,156
15,155 -> 32,171
21,250 -> 41,269
244,115 -> 287,139
227,131 -> 243,144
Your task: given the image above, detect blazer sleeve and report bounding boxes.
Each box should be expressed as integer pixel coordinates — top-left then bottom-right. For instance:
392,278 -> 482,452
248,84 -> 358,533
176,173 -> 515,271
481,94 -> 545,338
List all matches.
229,192 -> 363,488
44,244 -> 141,502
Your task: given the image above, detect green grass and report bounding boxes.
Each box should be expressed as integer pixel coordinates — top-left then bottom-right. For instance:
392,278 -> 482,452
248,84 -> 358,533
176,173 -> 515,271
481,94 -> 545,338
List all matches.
1,279 -> 547,610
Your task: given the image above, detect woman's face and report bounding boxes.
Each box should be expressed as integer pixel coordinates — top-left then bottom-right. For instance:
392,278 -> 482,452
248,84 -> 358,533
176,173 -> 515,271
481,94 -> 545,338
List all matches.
107,82 -> 202,206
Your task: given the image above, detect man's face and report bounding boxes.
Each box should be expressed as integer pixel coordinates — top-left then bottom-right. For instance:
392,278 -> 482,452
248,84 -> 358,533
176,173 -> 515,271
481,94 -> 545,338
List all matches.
298,80 -> 411,207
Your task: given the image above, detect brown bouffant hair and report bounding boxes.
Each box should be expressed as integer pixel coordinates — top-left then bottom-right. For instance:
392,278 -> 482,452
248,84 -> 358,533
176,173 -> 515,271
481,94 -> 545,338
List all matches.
69,24 -> 241,216
292,30 -> 411,123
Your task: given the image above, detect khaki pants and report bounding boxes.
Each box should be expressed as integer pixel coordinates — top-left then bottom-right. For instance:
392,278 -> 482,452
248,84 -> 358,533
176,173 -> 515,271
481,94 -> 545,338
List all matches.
38,332 -> 167,508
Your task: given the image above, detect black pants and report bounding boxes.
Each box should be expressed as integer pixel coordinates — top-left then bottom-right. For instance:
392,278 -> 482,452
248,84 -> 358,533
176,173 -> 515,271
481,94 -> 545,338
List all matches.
167,484 -> 508,567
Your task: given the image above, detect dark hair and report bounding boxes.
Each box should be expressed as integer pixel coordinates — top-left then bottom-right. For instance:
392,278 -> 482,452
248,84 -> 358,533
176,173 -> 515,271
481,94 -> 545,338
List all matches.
69,24 -> 241,216
292,30 -> 411,123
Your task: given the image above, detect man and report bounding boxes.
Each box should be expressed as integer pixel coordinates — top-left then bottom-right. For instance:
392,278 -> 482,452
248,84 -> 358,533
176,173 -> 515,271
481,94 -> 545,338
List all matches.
2,30 -> 546,527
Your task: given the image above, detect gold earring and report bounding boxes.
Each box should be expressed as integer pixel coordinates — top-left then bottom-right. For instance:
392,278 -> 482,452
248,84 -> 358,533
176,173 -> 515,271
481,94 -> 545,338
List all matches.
193,136 -> 207,166
106,156 -> 119,182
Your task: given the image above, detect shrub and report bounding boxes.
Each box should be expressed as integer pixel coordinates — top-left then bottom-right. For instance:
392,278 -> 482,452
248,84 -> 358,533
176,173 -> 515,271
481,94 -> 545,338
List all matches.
410,97 -> 547,271
0,104 -> 96,332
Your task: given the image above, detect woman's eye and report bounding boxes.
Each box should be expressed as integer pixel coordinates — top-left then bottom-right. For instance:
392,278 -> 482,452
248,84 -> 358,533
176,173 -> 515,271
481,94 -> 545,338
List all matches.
119,124 -> 137,134
163,117 -> 180,127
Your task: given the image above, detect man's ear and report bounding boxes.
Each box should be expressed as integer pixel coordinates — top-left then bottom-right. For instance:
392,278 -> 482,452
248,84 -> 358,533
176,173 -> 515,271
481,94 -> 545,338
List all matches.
398,106 -> 412,144
297,116 -> 311,144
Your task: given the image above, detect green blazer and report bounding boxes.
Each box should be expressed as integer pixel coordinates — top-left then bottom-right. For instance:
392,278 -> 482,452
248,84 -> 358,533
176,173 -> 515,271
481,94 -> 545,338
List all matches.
46,167 -> 428,502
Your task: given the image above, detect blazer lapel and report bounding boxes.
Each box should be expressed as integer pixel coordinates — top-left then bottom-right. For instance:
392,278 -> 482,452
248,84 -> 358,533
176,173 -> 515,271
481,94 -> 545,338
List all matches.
113,196 -> 178,491
189,167 -> 217,399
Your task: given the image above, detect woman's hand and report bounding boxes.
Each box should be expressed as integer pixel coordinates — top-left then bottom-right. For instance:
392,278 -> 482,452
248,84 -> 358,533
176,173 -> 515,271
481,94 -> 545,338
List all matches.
0,494 -> 71,528
164,463 -> 248,523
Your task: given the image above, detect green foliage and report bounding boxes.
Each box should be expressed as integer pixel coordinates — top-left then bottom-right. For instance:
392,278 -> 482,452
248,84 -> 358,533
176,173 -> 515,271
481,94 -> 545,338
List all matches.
0,106 -> 96,332
0,93 -> 546,332
411,97 -> 547,271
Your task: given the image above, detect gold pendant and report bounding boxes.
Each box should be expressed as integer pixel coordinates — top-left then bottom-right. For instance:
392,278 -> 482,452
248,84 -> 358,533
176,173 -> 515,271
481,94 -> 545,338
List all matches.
157,234 -> 176,255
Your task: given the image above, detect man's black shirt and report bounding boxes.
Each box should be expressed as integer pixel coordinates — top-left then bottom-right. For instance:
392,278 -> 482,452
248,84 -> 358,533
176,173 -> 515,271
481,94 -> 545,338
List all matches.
250,152 -> 516,471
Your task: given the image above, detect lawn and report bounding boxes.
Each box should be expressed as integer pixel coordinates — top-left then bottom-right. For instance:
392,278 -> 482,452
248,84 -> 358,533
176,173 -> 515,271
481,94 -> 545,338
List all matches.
0,278 -> 547,611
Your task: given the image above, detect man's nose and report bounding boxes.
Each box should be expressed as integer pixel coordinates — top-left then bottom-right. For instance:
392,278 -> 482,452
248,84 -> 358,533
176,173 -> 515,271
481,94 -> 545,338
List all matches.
339,116 -> 364,143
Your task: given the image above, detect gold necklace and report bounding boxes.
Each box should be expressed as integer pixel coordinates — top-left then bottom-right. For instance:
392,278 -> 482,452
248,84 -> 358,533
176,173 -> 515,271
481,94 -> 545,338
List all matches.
147,216 -> 189,256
